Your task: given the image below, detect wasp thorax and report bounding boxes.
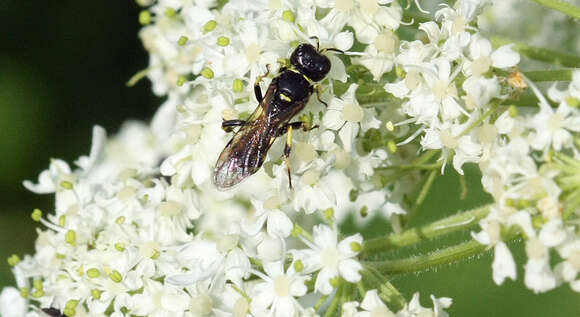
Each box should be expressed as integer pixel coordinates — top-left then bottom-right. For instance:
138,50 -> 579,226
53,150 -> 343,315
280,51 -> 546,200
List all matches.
290,43 -> 331,82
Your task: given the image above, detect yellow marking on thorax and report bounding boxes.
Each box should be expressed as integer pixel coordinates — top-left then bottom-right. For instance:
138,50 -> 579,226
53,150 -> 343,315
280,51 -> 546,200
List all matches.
287,67 -> 314,84
279,93 -> 292,102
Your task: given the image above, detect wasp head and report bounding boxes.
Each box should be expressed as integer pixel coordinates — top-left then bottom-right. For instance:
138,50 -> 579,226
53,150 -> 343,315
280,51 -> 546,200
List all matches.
290,43 -> 331,82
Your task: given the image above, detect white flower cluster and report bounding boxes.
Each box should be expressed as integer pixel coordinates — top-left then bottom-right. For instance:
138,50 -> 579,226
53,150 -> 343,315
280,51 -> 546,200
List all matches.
5,0 -> 580,315
473,72 -> 580,293
2,0 -> 465,315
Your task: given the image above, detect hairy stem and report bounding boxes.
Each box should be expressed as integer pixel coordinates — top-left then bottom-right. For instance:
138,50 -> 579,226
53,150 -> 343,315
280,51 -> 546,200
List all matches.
367,239 -> 490,274
530,0 -> 580,20
323,284 -> 342,317
491,36 -> 580,68
362,267 -> 406,311
524,69 -> 574,82
361,204 -> 491,256
403,169 -> 439,228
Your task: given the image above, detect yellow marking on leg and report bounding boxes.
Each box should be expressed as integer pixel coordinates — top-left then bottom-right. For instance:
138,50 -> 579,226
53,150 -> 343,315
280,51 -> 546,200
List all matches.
314,84 -> 328,107
256,64 -> 271,85
285,125 -> 294,189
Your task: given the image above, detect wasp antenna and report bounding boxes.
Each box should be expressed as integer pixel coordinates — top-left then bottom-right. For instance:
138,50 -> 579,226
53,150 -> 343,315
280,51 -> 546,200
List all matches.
321,47 -> 344,54
309,36 -> 320,50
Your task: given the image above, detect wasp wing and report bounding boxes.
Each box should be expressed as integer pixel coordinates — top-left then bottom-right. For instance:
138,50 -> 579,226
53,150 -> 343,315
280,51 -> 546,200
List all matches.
213,97 -> 277,189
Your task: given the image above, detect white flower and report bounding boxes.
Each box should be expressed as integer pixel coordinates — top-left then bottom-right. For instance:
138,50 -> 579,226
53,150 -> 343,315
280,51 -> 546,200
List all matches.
291,225 -> 363,295
464,34 -> 519,77
323,84 -> 379,152
0,287 -> 27,317
356,289 -> 394,317
242,198 -> 293,237
131,279 -> 190,317
249,260 -> 309,317
527,101 -> 580,152
406,292 -> 452,317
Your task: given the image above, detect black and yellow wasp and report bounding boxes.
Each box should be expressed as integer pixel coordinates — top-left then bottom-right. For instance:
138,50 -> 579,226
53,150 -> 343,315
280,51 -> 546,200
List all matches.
213,40 -> 342,189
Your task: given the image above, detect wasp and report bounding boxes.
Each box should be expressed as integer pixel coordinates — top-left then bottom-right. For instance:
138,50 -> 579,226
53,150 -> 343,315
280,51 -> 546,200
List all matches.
213,40 -> 342,189
41,308 -> 65,317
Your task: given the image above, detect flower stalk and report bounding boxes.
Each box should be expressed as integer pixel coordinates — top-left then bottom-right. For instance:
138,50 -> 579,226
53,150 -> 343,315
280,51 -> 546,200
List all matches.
361,205 -> 492,256
530,0 -> 580,20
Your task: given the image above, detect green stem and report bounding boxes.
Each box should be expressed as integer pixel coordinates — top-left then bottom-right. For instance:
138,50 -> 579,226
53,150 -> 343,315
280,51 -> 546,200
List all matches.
126,67 -> 151,87
524,70 -> 574,82
367,239 -> 490,274
361,204 -> 491,256
356,281 -> 367,299
413,149 -> 440,165
402,9 -> 432,25
491,36 -> 580,67
313,295 -> 329,312
403,169 -> 439,228
323,284 -> 342,317
363,267 -> 406,311
376,162 -> 442,171
530,0 -> 580,20
414,170 -> 437,209
459,102 -> 498,137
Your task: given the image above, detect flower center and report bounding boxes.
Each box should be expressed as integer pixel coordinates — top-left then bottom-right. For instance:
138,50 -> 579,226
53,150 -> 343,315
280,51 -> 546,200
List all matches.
233,297 -> 250,317
525,237 -> 546,259
322,247 -> 340,269
548,113 -> 564,132
432,80 -> 449,99
405,70 -> 420,90
440,130 -> 458,149
190,294 -> 213,315
274,274 -> 291,297
471,56 -> 491,76
246,43 -> 261,63
342,103 -> 364,123
568,251 -> 580,271
301,169 -> 321,186
374,31 -> 396,53
360,0 -> 378,16
159,200 -> 183,217
335,0 -> 354,12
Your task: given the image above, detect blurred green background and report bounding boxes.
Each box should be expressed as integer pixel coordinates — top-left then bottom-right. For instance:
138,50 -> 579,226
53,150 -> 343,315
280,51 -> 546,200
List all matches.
1,1 -> 579,316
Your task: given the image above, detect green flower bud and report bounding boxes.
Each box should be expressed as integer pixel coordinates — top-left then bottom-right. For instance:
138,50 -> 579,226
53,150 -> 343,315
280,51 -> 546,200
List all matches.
164,7 -> 177,18
115,242 -> 126,252
203,20 -> 217,33
177,75 -> 187,87
178,35 -> 188,46
65,230 -> 76,246
282,10 -> 295,22
87,268 -> 101,278
293,260 -> 304,272
233,78 -> 245,92
60,181 -> 73,189
201,67 -> 214,79
7,254 -> 20,266
217,36 -> 230,46
31,208 -> 42,222
109,270 -> 123,283
139,10 -> 152,25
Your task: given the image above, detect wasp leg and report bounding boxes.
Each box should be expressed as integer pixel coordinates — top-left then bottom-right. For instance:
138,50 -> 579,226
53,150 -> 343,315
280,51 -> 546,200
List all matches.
277,121 -> 318,136
309,36 -> 320,51
254,65 -> 271,103
221,119 -> 246,132
314,84 -> 328,107
278,121 -> 319,189
284,125 -> 294,189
